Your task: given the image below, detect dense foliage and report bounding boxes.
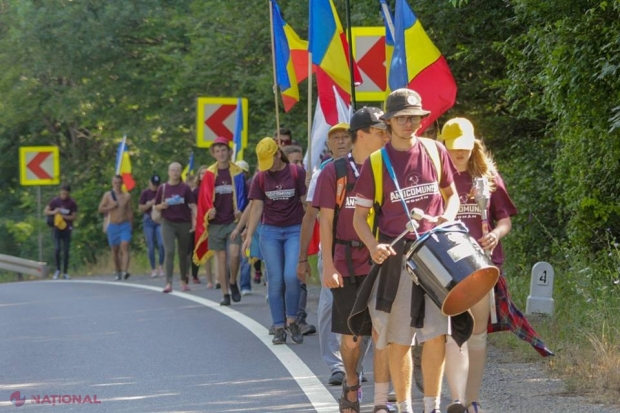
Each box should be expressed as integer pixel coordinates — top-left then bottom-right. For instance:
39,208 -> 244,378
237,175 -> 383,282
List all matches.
0,0 -> 618,295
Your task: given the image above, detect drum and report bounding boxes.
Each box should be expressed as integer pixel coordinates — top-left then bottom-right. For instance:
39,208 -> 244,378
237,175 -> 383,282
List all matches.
405,221 -> 499,316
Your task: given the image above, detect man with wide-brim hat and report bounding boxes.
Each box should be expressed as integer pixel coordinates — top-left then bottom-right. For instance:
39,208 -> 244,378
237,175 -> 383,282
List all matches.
349,88 -> 469,413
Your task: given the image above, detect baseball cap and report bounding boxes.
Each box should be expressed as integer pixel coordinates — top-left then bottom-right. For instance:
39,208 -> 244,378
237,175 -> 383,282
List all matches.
350,107 -> 387,131
328,123 -> 350,137
256,137 -> 279,171
441,118 -> 475,150
150,174 -> 161,185
235,160 -> 250,172
211,136 -> 231,148
381,88 -> 430,120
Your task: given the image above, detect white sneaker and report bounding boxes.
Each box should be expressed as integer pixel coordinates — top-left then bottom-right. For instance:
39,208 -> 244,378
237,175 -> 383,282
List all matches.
150,269 -> 158,278
63,274 -> 71,280
158,267 -> 165,277
52,270 -> 60,280
241,289 -> 252,296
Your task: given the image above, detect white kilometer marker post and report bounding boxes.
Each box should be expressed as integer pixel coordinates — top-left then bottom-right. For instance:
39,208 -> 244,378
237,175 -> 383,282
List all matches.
526,261 -> 555,315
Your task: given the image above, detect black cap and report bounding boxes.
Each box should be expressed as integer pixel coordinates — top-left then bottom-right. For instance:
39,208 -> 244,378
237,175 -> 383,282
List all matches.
151,174 -> 161,185
349,107 -> 388,131
381,88 -> 430,120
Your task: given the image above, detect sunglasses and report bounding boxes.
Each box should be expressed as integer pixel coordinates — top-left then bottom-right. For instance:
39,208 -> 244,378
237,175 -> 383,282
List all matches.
278,138 -> 292,146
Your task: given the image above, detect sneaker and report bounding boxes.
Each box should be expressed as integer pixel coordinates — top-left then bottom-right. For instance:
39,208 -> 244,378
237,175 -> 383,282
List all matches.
272,327 -> 286,344
158,267 -> 164,277
192,277 -> 201,284
220,294 -> 231,306
52,270 -> 60,280
229,283 -> 241,302
328,370 -> 345,386
241,289 -> 252,296
253,270 -> 262,284
299,322 -> 317,336
287,322 -> 303,344
181,284 -> 191,292
150,269 -> 158,278
387,390 -> 396,403
162,284 -> 172,293
412,342 -> 424,392
215,283 -> 221,289
63,273 -> 71,280
114,273 -> 122,281
447,402 -> 468,413
268,325 -> 276,335
122,272 -> 130,280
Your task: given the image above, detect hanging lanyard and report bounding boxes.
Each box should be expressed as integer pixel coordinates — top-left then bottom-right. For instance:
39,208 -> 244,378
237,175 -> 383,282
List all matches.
381,147 -> 411,218
347,152 -> 360,179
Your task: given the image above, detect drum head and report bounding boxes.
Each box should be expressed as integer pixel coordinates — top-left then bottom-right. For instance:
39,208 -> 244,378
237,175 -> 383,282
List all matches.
442,266 -> 499,316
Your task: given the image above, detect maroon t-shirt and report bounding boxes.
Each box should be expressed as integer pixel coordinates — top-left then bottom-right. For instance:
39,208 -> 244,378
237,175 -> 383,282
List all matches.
139,188 -> 158,215
48,197 -> 78,230
155,182 -> 195,223
212,168 -> 235,225
453,170 -> 517,266
314,158 -> 371,277
354,140 -> 456,239
249,164 -> 306,227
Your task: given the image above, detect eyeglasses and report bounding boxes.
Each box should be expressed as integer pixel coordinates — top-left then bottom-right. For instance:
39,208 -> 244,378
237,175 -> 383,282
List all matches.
278,138 -> 292,146
395,116 -> 422,125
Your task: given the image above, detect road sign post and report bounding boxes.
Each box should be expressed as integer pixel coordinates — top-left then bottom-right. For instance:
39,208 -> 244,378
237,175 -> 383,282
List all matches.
526,261 -> 555,315
19,146 -> 61,265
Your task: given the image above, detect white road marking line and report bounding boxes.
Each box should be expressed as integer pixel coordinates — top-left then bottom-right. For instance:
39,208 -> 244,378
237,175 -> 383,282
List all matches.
65,280 -> 339,413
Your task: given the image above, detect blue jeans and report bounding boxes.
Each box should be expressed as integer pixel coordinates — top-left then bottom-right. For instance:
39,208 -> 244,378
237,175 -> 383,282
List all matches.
239,253 -> 251,291
143,215 -> 164,269
260,224 -> 301,327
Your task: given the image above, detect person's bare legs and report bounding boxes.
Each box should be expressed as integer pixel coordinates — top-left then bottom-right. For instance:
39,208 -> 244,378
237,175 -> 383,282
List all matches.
216,250 -> 228,294
466,294 -> 491,409
228,243 -> 240,286
120,241 -> 130,273
373,328 -> 391,413
388,343 -> 412,406
340,334 -> 362,413
205,256 -> 214,287
422,334 -> 446,412
111,245 -> 121,273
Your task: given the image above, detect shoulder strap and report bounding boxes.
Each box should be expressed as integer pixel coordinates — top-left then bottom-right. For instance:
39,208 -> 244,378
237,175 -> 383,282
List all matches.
110,190 -> 117,202
419,137 -> 442,182
160,184 -> 166,201
370,149 -> 383,207
289,164 -> 298,180
334,157 -> 349,210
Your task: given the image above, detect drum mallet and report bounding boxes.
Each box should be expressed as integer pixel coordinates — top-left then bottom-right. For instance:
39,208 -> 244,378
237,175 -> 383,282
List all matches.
411,207 -> 439,223
473,177 -> 498,323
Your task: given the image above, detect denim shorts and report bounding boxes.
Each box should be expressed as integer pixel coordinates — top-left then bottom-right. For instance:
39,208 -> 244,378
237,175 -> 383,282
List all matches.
107,221 -> 132,246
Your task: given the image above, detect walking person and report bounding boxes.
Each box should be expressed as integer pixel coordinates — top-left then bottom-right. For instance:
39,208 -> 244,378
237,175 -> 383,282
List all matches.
193,137 -> 248,305
154,162 -> 197,293
242,137 -> 306,345
98,175 -> 133,281
139,174 -> 165,278
441,117 -> 553,413
349,89 -> 469,413
44,183 -> 78,280
314,107 -> 393,413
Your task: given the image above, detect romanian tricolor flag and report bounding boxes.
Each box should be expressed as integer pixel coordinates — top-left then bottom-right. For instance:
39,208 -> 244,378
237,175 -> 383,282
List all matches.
379,0 -> 395,93
115,140 -> 135,192
389,0 -> 457,133
271,0 -> 309,112
181,152 -> 195,182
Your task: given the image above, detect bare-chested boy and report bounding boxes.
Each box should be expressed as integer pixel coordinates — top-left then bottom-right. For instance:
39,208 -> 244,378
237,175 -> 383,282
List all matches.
98,175 -> 133,280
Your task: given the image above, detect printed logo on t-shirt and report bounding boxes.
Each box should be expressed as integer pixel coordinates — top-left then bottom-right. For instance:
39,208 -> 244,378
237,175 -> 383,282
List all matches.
215,181 -> 233,195
166,195 -> 185,205
266,185 -> 295,201
344,196 -> 356,209
389,182 -> 439,204
457,201 -> 482,219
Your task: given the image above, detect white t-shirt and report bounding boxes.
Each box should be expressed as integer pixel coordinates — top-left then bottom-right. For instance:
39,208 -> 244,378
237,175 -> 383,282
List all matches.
306,169 -> 322,204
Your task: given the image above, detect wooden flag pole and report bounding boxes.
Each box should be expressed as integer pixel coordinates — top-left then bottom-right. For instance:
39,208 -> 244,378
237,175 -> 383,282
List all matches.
268,0 -> 281,136
116,135 -> 127,175
307,52 -> 313,172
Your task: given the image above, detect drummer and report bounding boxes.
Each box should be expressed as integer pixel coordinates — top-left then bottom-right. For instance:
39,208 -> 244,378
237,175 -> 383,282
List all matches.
349,88 -> 468,413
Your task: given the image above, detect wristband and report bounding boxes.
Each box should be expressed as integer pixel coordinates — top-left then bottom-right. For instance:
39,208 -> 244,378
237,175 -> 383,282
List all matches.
298,259 -> 308,263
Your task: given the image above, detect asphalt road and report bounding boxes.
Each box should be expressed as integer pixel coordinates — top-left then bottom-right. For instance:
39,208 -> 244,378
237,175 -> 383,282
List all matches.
1,277 -> 425,412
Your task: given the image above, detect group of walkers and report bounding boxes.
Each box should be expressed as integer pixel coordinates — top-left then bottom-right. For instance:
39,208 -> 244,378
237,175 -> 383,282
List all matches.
43,86 -> 552,413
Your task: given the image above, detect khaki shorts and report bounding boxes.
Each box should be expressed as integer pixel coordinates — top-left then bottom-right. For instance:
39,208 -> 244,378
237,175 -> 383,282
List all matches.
208,222 -> 239,251
369,257 -> 450,350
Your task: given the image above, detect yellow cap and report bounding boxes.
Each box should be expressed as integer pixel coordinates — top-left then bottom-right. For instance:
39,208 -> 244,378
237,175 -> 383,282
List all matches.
256,137 -> 279,171
328,123 -> 350,136
441,117 -> 475,150
54,213 -> 67,230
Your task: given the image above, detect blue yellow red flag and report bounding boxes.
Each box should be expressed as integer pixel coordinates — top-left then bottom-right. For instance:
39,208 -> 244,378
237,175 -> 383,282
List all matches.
388,0 -> 457,133
115,139 -> 135,192
181,152 -> 195,182
271,0 -> 308,112
232,98 -> 243,160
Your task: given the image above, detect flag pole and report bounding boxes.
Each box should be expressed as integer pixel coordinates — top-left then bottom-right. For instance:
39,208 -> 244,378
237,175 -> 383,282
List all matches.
307,52 -> 313,172
380,0 -> 396,41
116,135 -> 127,175
268,0 -> 281,136
344,0 -> 357,109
